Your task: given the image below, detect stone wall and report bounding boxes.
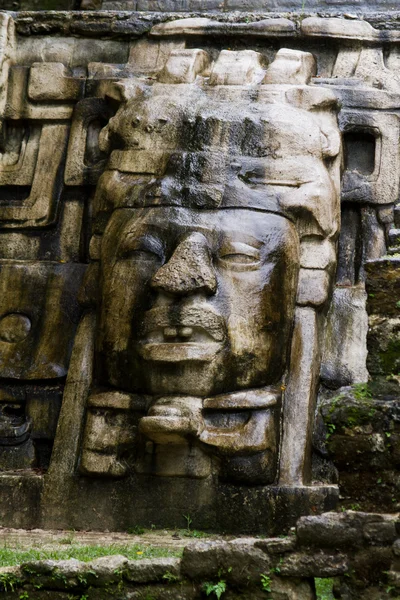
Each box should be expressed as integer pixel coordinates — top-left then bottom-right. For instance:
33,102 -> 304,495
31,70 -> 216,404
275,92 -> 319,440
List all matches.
0,511 -> 399,599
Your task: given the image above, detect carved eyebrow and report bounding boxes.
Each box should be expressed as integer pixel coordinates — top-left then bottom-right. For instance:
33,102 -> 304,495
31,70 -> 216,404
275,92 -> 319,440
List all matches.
118,231 -> 164,256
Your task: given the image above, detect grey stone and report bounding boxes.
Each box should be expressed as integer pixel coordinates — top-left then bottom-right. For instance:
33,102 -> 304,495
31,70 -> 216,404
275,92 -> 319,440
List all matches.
297,512 -> 364,548
255,537 -> 297,554
89,554 -> 128,585
393,539 -> 400,556
363,521 -> 398,545
181,539 -> 270,586
321,286 -> 368,388
22,560 -> 58,575
124,557 -> 181,583
280,551 -> 348,577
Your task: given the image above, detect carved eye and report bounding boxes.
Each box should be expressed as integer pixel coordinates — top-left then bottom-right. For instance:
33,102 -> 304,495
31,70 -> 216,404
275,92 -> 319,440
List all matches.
219,242 -> 260,268
221,254 -> 256,264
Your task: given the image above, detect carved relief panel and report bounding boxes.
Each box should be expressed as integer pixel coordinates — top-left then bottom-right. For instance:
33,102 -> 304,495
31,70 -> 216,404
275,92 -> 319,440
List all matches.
0,11 -> 397,530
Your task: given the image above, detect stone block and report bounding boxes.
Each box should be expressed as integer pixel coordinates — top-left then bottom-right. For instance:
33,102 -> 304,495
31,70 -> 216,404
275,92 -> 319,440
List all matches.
363,521 -> 398,545
340,111 -> 400,206
181,539 -> 270,586
255,537 -> 296,554
0,123 -> 69,228
297,512 -> 364,548
367,316 -> 400,377
321,286 -> 368,388
88,555 -> 128,585
128,38 -> 185,72
6,67 -> 74,120
150,17 -> 296,38
28,62 -> 84,102
209,50 -> 266,86
366,258 -> 400,317
21,560 -> 58,576
264,48 -> 316,85
124,557 -> 181,583
280,551 -> 348,577
159,49 -> 209,83
301,17 -> 381,42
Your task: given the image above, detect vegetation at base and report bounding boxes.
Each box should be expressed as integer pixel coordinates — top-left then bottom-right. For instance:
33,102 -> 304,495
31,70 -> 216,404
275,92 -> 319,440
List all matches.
315,578 -> 335,600
0,544 -> 182,568
203,580 -> 227,598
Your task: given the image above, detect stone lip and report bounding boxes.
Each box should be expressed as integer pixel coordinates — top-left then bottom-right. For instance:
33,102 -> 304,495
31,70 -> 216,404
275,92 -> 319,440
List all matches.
9,11 -> 400,38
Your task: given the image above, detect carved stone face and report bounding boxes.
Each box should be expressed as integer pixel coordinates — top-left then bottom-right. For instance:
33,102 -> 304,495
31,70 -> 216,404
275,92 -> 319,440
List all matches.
97,205 -> 299,396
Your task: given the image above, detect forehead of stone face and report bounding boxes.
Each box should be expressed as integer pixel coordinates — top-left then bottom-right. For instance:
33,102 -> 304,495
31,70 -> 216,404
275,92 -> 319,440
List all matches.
106,88 -> 327,158
101,207 -> 299,265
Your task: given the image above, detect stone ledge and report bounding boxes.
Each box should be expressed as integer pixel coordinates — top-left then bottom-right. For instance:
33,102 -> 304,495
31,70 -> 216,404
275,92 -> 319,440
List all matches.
6,10 -> 400,37
1,511 -> 399,599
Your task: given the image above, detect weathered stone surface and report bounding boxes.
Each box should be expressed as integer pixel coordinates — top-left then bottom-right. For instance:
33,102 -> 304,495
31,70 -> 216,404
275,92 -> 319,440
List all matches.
88,554 -> 128,584
255,537 -> 296,554
297,512 -> 364,548
363,521 -> 399,545
280,551 -> 348,577
319,387 -> 400,512
181,539 -> 270,586
0,4 -> 398,537
297,511 -> 399,549
366,257 -> 400,318
321,286 -> 368,388
124,557 -> 181,583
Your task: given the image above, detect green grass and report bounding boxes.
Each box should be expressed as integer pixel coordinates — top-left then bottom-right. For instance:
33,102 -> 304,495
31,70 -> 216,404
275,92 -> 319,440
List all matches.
0,544 -> 182,568
315,578 -> 335,600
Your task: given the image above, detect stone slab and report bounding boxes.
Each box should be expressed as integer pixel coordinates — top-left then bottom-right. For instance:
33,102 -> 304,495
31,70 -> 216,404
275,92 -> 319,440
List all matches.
0,473 -> 338,534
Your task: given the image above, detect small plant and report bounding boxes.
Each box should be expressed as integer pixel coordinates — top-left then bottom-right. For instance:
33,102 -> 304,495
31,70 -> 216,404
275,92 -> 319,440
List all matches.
261,573 -> 272,593
349,503 -> 361,511
60,530 -> 76,545
0,572 -> 21,592
325,423 -> 336,440
182,528 -> 207,539
315,577 -> 335,600
271,563 -> 282,575
163,571 -> 179,583
352,383 -> 372,401
19,593 -> 29,600
127,525 -> 145,535
183,514 -> 193,532
203,580 -> 227,598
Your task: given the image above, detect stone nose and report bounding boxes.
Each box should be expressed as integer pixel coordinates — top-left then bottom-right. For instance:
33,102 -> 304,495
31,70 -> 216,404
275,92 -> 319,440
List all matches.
150,232 -> 217,296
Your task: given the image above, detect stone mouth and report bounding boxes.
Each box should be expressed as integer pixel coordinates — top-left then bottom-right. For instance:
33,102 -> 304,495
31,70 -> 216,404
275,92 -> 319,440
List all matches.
143,324 -> 217,344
